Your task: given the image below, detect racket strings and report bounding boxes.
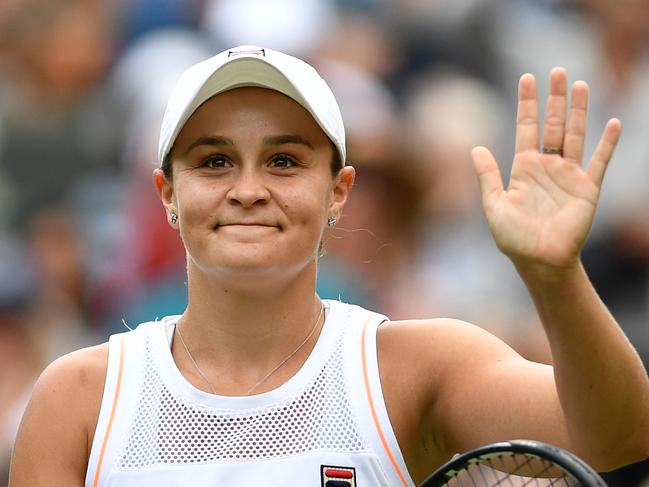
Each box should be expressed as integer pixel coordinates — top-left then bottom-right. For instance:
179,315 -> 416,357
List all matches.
448,453 -> 577,486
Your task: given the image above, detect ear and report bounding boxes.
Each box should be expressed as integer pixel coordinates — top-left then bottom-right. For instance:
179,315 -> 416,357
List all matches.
153,168 -> 178,228
328,166 -> 356,221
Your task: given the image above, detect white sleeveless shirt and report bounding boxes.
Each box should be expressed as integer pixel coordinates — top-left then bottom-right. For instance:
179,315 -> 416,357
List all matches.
85,300 -> 415,487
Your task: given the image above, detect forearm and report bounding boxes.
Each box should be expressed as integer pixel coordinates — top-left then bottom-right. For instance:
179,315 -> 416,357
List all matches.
517,261 -> 649,468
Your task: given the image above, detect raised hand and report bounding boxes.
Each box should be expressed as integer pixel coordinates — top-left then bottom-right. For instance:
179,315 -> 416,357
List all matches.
471,68 -> 621,272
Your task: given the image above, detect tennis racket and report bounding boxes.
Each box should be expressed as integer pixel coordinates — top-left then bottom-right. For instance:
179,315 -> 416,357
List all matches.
419,439 -> 608,486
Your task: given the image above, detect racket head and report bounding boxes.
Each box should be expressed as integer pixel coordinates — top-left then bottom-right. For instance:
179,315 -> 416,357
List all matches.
419,439 -> 608,487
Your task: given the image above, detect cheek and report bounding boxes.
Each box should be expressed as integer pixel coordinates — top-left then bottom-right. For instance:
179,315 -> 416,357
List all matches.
281,184 -> 331,227
176,178 -> 220,212
175,181 -> 223,236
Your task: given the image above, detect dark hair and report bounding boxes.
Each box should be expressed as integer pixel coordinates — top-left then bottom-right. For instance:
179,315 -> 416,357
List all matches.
329,142 -> 344,176
160,140 -> 343,180
160,153 -> 173,179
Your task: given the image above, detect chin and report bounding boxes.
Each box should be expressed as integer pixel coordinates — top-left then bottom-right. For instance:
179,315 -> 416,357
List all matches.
193,251 -> 317,286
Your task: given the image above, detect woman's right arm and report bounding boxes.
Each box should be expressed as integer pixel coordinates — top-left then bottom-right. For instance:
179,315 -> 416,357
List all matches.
9,344 -> 108,487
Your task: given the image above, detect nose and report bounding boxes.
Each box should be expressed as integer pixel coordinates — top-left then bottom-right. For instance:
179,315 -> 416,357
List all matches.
226,166 -> 271,208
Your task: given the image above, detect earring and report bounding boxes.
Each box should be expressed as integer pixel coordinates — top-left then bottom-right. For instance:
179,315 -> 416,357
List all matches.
327,216 -> 337,226
170,212 -> 178,224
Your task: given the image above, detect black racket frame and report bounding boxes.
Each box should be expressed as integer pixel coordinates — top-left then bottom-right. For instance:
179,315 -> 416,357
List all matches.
419,439 -> 608,487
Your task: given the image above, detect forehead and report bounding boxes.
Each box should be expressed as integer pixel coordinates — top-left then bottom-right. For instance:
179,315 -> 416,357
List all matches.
174,87 -> 331,147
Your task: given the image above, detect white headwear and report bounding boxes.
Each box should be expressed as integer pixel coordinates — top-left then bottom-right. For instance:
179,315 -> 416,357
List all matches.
158,45 -> 346,165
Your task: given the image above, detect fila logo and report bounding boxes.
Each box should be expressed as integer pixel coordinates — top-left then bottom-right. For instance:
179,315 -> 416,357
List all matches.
228,48 -> 266,58
321,465 -> 357,487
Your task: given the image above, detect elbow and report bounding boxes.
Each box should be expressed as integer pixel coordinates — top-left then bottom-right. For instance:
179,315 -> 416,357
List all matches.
590,402 -> 649,472
620,435 -> 649,469
588,431 -> 649,472
621,414 -> 649,468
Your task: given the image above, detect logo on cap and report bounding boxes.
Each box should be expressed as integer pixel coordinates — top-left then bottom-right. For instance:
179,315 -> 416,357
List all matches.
228,48 -> 266,58
321,465 -> 357,487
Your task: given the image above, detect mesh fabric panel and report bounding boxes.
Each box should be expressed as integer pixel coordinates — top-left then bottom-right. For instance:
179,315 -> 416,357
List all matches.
117,329 -> 368,469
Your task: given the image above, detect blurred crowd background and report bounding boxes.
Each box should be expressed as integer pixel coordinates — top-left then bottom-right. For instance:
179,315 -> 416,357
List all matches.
1,0 -> 648,484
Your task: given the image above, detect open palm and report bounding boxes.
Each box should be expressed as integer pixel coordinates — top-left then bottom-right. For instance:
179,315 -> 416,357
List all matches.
472,69 -> 621,270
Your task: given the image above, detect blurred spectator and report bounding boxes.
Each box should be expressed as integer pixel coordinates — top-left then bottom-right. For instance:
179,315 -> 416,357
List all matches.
0,238 -> 31,314
26,210 -> 98,360
116,0 -> 205,46
202,0 -> 337,57
315,15 -> 400,79
0,0 -> 120,234
379,0 -> 501,97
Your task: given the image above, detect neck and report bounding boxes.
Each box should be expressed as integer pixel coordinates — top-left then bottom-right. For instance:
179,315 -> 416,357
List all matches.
174,261 -> 324,392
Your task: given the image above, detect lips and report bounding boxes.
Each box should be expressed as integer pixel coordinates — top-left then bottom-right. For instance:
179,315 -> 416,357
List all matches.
216,222 -> 282,232
219,223 -> 277,227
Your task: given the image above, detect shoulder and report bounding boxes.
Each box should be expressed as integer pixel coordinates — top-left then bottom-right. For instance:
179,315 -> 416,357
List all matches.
10,342 -> 110,485
377,317 -> 516,370
29,342 -> 109,444
36,342 -> 109,398
41,341 -> 110,384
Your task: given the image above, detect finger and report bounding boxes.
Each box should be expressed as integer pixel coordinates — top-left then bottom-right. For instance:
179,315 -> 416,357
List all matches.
515,73 -> 540,154
542,67 -> 568,154
562,81 -> 589,164
586,118 -> 622,189
472,146 -> 504,210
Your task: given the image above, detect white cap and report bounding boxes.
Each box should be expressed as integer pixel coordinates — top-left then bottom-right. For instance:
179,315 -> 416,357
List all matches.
158,45 -> 346,165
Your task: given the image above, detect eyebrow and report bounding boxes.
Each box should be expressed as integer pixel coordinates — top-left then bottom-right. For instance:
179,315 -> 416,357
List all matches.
185,133 -> 314,154
186,135 -> 235,154
262,134 -> 314,150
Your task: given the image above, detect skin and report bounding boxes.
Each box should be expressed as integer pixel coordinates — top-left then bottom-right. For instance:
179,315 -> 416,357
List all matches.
9,76 -> 649,486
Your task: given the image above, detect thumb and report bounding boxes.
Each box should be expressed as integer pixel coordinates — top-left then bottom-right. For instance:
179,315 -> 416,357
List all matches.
471,146 -> 504,210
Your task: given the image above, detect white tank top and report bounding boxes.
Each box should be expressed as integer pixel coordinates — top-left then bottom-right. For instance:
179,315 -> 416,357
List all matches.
85,300 -> 415,487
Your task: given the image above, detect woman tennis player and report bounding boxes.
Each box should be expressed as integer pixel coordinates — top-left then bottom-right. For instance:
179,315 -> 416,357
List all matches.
9,45 -> 649,486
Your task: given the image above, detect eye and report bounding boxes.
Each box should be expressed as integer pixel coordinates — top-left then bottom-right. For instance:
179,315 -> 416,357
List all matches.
202,155 -> 231,169
269,154 -> 298,169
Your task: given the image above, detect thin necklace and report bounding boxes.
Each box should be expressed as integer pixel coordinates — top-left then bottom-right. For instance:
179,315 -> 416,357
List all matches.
176,322 -> 217,394
174,301 -> 325,396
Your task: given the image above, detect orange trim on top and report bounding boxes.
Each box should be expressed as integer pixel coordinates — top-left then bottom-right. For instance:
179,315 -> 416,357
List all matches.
93,335 -> 126,487
361,316 -> 410,487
